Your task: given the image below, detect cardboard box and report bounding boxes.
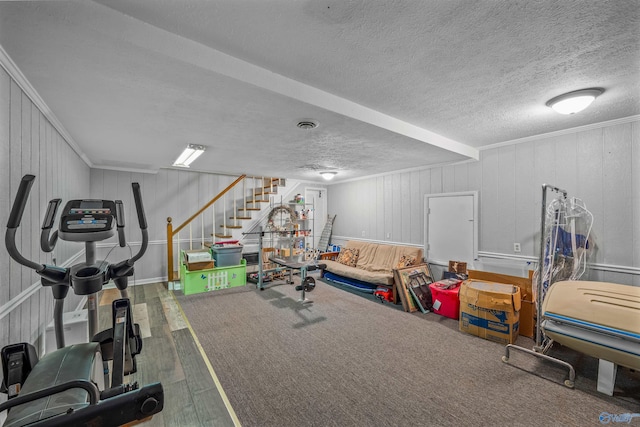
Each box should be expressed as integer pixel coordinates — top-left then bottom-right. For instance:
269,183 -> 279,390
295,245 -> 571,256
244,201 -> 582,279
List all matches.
468,270 -> 534,338
459,280 -> 521,344
183,249 -> 214,271
279,248 -> 291,257
184,249 -> 212,262
429,280 -> 462,319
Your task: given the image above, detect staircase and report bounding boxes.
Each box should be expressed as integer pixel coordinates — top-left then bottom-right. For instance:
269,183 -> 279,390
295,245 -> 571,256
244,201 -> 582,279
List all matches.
166,175 -> 302,282
214,177 -> 285,240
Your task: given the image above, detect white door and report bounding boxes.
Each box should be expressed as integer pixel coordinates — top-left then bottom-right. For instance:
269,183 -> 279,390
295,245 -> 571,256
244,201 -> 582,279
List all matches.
425,192 -> 478,264
305,188 -> 327,249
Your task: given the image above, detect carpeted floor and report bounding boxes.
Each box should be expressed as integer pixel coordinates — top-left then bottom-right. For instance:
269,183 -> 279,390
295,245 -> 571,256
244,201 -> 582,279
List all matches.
176,278 -> 640,427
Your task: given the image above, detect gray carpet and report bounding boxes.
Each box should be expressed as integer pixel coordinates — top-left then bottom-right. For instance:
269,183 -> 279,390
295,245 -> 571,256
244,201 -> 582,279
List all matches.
176,278 -> 640,427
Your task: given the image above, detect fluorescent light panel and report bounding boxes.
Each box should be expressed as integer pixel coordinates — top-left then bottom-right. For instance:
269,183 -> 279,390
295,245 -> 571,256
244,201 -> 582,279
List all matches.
173,144 -> 205,168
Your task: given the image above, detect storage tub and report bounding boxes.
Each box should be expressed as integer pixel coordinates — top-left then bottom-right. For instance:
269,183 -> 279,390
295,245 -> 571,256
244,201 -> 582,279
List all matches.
212,244 -> 243,267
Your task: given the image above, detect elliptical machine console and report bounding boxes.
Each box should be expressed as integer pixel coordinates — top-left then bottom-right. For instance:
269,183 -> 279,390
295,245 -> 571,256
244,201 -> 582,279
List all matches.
1,174 -> 163,427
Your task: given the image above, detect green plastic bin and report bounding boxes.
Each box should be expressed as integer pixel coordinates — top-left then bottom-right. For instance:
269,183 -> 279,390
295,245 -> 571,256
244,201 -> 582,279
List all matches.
180,257 -> 246,296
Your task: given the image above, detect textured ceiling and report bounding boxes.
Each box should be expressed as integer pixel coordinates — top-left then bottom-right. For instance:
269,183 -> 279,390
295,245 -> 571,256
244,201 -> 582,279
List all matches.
0,1 -> 638,182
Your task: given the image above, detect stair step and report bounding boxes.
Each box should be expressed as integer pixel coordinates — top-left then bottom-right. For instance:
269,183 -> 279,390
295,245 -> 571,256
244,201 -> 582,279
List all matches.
214,233 -> 232,239
221,225 -> 243,229
239,208 -> 261,211
253,191 -> 276,196
246,199 -> 269,204
231,216 -> 252,220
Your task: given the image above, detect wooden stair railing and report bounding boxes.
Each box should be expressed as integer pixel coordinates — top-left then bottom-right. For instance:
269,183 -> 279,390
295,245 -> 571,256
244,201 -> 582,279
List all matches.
166,175 -> 285,283
215,176 -> 279,238
166,174 -> 246,282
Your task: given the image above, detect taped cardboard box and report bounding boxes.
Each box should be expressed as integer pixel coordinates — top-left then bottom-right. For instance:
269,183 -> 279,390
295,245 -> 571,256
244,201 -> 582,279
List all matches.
459,280 -> 521,344
468,270 -> 534,338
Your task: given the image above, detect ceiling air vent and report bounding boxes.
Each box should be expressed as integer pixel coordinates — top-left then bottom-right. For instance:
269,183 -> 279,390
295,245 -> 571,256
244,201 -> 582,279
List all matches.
296,120 -> 318,130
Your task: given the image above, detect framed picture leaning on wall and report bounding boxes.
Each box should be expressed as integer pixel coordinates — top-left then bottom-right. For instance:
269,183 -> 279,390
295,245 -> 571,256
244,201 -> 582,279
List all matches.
393,263 -> 434,313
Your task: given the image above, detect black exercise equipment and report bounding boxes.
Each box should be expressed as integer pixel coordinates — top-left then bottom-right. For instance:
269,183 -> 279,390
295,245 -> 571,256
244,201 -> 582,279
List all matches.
295,276 -> 316,293
1,174 -> 163,427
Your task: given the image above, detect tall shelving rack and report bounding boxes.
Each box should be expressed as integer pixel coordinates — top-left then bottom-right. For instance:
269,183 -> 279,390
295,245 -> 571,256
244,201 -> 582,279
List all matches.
246,195 -> 315,286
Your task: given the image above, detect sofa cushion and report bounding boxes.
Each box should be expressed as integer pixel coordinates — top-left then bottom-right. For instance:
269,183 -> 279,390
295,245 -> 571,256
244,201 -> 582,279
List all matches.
344,241 -> 424,274
346,241 -> 378,271
395,246 -> 423,268
368,244 -> 398,273
395,254 -> 417,269
336,248 -> 360,267
322,259 -> 394,286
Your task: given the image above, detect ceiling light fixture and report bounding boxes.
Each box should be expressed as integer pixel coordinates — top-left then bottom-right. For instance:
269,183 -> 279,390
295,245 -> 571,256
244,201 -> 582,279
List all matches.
320,171 -> 337,180
172,144 -> 206,168
546,88 -> 603,115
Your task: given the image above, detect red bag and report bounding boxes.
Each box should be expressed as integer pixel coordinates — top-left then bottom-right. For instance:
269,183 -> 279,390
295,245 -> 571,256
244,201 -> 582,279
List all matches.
374,286 -> 393,303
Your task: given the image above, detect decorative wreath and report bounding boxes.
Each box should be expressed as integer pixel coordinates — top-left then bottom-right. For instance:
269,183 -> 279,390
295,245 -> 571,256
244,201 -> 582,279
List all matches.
267,205 -> 297,235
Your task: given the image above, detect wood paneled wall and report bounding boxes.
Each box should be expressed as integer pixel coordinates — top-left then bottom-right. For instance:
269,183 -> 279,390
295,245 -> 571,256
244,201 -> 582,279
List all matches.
0,67 -> 90,357
328,120 -> 640,286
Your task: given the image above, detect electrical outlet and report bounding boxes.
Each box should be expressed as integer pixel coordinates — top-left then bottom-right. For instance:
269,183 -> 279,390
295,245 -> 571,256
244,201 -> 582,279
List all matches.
513,243 -> 521,253
386,233 -> 390,239
362,230 -> 366,237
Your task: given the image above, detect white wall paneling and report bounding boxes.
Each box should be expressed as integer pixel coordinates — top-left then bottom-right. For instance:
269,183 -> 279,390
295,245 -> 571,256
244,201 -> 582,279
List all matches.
328,119 -> 640,286
0,67 -> 90,362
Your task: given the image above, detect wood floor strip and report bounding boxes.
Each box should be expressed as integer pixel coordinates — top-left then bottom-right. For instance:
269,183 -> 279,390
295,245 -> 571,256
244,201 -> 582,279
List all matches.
161,294 -> 188,332
171,291 -> 242,427
172,328 -> 236,426
160,379 -> 201,426
133,303 -> 151,338
99,288 -> 120,306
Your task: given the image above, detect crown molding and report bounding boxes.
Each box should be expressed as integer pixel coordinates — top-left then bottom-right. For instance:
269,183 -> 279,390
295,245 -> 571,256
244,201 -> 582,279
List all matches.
480,115 -> 640,151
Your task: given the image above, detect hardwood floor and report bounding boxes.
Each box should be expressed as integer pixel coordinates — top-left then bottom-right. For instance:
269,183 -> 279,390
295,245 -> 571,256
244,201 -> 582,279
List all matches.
99,282 -> 239,427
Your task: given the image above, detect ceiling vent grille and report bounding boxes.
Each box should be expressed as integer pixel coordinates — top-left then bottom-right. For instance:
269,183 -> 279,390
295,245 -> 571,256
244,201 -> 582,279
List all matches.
296,120 -> 318,130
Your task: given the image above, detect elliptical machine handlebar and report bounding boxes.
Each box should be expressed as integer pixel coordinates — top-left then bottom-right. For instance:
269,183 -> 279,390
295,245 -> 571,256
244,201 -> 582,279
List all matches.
108,182 -> 148,284
41,199 -> 61,252
6,175 -> 35,230
5,175 -> 67,285
129,182 -> 148,264
6,174 -> 149,288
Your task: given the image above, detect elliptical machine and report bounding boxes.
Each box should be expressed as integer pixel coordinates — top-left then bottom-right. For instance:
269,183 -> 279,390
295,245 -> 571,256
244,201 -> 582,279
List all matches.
0,174 -> 163,426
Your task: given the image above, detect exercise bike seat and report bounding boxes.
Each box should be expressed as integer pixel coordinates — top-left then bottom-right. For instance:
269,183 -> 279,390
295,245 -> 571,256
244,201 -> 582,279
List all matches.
4,343 -> 102,427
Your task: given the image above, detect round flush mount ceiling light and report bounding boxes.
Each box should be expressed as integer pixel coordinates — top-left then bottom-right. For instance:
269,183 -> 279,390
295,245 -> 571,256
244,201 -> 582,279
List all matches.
296,120 -> 319,130
546,88 -> 603,115
320,171 -> 337,180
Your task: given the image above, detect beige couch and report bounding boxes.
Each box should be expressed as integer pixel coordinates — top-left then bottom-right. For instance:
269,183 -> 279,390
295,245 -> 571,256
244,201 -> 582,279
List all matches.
319,240 -> 424,287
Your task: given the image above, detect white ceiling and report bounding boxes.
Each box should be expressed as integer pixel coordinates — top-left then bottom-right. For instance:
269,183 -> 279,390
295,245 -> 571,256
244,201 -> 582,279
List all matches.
1,1 -> 638,183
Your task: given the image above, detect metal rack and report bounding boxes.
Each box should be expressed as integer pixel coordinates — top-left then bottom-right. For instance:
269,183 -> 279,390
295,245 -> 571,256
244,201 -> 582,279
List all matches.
502,183 -> 577,388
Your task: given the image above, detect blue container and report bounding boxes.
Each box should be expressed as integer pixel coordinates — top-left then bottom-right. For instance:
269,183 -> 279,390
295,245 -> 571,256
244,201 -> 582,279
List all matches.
212,244 -> 243,267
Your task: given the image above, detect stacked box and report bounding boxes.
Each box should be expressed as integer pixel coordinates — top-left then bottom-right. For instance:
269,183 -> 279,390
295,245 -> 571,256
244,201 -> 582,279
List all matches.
183,249 -> 214,271
459,280 -> 521,344
467,270 -> 534,338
